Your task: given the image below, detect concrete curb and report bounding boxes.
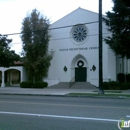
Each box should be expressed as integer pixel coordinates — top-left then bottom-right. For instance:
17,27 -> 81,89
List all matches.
0,92 -> 130,99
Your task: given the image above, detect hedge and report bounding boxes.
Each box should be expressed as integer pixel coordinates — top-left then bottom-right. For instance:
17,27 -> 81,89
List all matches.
117,73 -> 125,83
126,74 -> 130,82
103,81 -> 130,90
117,73 -> 130,83
20,81 -> 48,88
20,81 -> 33,88
33,82 -> 48,88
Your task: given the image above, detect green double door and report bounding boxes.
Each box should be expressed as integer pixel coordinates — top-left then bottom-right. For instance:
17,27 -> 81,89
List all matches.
75,67 -> 87,82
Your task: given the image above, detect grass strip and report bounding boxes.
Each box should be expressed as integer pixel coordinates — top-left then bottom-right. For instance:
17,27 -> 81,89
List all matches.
66,93 -> 130,98
93,90 -> 122,93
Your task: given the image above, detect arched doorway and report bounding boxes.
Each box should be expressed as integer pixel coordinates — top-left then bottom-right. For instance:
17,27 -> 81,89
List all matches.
4,69 -> 21,86
75,65 -> 87,82
71,54 -> 89,82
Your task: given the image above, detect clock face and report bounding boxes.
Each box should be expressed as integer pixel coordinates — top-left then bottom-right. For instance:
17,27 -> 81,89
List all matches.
72,25 -> 88,43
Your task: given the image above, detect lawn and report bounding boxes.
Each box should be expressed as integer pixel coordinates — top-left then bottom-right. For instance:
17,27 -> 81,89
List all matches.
66,92 -> 130,98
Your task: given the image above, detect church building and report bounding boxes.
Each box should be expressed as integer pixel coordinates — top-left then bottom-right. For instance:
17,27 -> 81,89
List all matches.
44,7 -> 130,87
0,7 -> 130,87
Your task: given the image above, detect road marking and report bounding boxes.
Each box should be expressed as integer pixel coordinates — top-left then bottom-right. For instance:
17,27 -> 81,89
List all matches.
0,111 -> 118,122
0,101 -> 129,110
126,115 -> 130,118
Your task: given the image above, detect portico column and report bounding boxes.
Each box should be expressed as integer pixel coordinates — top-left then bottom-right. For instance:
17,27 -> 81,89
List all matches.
20,71 -> 23,82
128,60 -> 130,73
9,72 -> 12,86
1,71 -> 5,87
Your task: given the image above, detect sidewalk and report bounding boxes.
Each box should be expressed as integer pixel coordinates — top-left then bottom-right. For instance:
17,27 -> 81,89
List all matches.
0,87 -> 97,96
0,87 -> 130,97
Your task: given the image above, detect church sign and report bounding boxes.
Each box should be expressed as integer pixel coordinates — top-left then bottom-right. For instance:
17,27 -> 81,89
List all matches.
59,47 -> 99,51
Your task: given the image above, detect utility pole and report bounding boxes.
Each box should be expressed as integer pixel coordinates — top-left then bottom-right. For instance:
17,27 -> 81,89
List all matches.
98,0 -> 104,94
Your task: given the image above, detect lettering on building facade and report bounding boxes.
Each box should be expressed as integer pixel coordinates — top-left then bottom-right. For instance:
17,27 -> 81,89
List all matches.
59,47 -> 99,51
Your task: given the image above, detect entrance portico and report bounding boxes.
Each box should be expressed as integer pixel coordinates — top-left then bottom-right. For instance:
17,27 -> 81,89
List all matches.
0,66 -> 26,87
71,54 -> 89,83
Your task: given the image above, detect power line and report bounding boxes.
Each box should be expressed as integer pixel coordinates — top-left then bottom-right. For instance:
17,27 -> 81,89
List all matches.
10,32 -> 111,44
48,21 -> 98,30
1,13 -> 130,36
1,21 -> 98,36
4,27 -> 109,38
11,31 -> 130,44
50,33 -> 110,41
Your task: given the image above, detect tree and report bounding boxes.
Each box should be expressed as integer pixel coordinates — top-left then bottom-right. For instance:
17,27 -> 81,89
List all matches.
0,34 -> 20,67
122,0 -> 130,7
21,9 -> 53,82
103,0 -> 130,58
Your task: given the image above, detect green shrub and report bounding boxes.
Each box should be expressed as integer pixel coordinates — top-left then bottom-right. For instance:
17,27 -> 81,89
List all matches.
117,73 -> 125,83
102,82 -> 109,90
20,81 -> 33,88
117,83 -> 123,90
33,82 -> 48,88
126,74 -> 130,82
109,81 -> 117,90
103,81 -> 130,90
122,83 -> 130,90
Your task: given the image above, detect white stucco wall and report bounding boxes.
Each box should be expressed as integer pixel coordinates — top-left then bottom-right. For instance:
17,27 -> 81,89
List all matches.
107,48 -> 116,81
45,8 -> 114,87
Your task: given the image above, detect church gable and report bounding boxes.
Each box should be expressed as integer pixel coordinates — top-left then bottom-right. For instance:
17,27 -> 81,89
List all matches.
50,7 -> 99,28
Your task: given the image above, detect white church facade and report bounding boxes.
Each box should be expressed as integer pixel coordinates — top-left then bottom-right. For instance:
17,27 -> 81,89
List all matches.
0,7 -> 130,87
45,7 -> 130,87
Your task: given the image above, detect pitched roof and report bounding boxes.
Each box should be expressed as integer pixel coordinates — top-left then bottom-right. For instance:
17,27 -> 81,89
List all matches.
51,7 -> 99,25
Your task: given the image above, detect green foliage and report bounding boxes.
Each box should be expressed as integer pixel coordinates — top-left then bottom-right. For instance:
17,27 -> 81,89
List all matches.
20,81 -> 33,88
33,81 -> 48,88
0,35 -> 20,67
103,81 -> 130,90
103,0 -> 130,59
21,9 -> 53,82
123,82 -> 130,89
102,82 -> 109,90
117,73 -> 130,83
126,73 -> 130,82
117,73 -> 125,83
20,81 -> 48,88
122,0 -> 130,7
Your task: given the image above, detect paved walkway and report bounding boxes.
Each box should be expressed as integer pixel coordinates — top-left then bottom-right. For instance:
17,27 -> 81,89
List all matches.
0,87 -> 97,96
0,87 -> 130,96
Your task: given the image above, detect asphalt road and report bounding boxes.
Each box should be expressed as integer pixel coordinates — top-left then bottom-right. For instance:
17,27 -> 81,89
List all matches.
0,95 -> 129,130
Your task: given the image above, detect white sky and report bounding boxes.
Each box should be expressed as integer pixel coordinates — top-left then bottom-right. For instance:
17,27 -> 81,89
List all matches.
0,0 -> 113,55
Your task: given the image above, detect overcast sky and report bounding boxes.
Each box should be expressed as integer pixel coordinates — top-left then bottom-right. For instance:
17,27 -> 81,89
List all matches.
0,0 -> 113,54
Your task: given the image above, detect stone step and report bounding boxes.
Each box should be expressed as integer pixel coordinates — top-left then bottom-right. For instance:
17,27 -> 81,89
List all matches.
48,82 -> 69,89
48,82 -> 96,89
71,82 -> 96,89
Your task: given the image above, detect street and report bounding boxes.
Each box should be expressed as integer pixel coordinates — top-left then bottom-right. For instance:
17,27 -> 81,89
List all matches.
0,95 -> 129,130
